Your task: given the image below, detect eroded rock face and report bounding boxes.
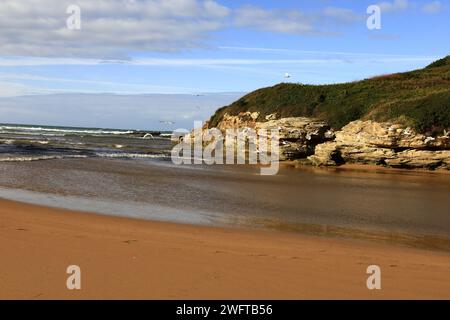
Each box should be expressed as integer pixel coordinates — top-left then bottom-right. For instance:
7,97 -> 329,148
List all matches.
188,114 -> 449,170
213,114 -> 333,160
256,117 -> 332,160
216,112 -> 259,131
256,117 -> 331,141
335,120 -> 450,150
182,115 -> 330,160
309,120 -> 450,170
308,142 -> 342,166
385,150 -> 450,169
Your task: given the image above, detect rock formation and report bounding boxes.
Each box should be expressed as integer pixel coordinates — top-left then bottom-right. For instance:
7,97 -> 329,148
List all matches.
189,113 -> 449,170
210,112 -> 333,161
308,120 -> 450,170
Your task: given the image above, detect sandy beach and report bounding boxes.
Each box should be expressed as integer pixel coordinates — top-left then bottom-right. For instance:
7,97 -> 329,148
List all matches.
1,198 -> 449,300
0,0 -> 449,304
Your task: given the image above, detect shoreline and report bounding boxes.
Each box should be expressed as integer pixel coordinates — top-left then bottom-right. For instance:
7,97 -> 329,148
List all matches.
283,161 -> 450,175
1,182 -> 449,252
1,197 -> 449,299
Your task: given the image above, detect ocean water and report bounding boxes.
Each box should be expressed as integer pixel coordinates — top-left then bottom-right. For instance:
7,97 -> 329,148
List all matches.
0,123 -> 173,162
1,123 -> 450,251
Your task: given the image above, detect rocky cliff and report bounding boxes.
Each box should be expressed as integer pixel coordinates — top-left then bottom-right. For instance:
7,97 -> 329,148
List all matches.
205,56 -> 450,170
210,113 -> 449,170
209,56 -> 450,137
208,111 -> 334,161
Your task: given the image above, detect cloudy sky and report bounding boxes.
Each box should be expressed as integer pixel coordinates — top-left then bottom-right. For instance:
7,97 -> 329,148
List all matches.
0,0 -> 449,129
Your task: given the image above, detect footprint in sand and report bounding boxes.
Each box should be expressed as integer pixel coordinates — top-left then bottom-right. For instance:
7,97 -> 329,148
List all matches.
123,239 -> 138,244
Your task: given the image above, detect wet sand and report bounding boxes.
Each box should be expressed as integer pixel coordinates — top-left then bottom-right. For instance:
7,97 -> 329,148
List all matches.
1,158 -> 450,250
1,198 -> 449,300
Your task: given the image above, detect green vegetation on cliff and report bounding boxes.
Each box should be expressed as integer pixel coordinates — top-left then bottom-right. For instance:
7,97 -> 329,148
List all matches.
209,56 -> 450,135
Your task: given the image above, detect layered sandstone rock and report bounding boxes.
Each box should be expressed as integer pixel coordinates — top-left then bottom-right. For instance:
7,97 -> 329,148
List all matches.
186,113 -> 449,170
385,150 -> 450,169
309,120 -> 450,170
256,117 -> 333,160
212,113 -> 333,160
216,112 -> 259,131
308,142 -> 342,166
334,120 -> 450,150
309,142 -> 398,166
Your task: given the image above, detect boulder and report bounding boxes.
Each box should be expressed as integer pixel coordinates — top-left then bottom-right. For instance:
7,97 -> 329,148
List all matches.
339,146 -> 397,165
308,142 -> 342,166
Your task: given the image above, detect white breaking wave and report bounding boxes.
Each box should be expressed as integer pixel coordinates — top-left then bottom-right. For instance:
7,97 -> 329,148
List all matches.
160,133 -> 173,138
0,125 -> 134,135
0,153 -> 168,162
0,139 -> 50,145
95,152 -> 167,159
0,155 -> 88,162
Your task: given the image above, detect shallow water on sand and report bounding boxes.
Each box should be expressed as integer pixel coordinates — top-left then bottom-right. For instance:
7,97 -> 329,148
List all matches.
0,158 -> 449,250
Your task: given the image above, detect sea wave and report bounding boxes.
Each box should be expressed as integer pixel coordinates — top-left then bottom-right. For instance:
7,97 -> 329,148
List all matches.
0,139 -> 50,145
95,152 -> 168,159
0,154 -> 89,162
0,125 -> 134,136
0,152 -> 169,162
0,138 -> 84,147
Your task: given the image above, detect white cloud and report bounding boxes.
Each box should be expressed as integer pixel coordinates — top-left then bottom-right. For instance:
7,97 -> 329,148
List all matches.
422,1 -> 443,13
218,46 -> 436,58
323,7 -> 362,23
233,5 -> 314,35
378,0 -> 410,12
0,57 -> 346,67
0,1 -> 367,58
0,0 -> 230,58
0,1 -> 435,60
0,72 -> 203,94
0,56 -> 438,68
233,5 -> 363,36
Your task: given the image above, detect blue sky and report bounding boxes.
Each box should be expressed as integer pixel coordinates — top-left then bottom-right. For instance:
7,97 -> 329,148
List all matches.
0,0 -> 448,128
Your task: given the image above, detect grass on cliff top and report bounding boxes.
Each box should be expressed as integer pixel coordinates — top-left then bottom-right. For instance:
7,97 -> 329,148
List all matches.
209,56 -> 450,135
